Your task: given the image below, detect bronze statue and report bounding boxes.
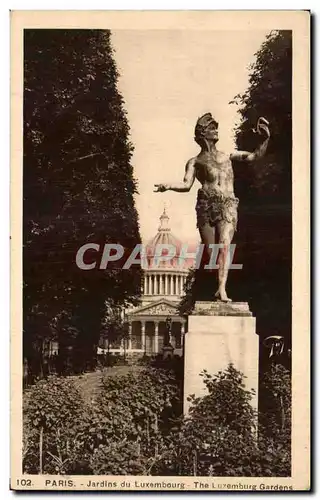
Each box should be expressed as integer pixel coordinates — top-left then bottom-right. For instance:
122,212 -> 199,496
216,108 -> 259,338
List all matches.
154,113 -> 270,302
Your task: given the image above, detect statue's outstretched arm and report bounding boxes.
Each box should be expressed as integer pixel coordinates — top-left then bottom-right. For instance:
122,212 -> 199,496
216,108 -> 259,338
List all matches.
154,158 -> 196,193
230,117 -> 270,163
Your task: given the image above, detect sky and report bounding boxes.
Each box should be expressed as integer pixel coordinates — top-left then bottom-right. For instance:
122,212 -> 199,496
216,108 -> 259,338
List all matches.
112,29 -> 270,242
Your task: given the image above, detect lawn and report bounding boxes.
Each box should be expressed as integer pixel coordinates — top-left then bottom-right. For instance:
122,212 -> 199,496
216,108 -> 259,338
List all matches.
67,364 -> 143,403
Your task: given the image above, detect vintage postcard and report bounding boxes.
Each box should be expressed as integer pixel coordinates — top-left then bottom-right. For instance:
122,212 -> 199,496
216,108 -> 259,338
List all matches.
11,10 -> 310,491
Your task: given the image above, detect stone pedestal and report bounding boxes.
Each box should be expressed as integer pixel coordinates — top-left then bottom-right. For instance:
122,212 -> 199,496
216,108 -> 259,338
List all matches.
162,344 -> 174,360
183,301 -> 258,414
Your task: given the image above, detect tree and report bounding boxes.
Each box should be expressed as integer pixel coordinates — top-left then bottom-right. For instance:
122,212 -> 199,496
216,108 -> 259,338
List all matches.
260,363 -> 291,443
23,30 -> 142,377
177,267 -> 220,316
230,29 -> 292,346
177,269 -> 195,317
231,30 -> 292,203
98,305 -> 127,366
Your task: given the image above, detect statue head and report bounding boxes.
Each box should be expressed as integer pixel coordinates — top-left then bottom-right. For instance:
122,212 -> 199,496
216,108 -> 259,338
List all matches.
194,113 -> 219,146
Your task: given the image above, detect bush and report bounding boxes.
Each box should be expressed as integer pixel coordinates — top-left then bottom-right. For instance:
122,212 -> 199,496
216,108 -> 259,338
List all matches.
23,367 -> 180,475
23,376 -> 89,474
88,367 -> 180,474
154,365 -> 258,476
23,363 -> 291,476
258,363 -> 291,476
153,364 -> 291,477
97,353 -> 128,368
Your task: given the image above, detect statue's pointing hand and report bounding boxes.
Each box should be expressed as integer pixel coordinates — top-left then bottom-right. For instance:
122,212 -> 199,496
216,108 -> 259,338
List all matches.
253,117 -> 270,138
154,184 -> 168,193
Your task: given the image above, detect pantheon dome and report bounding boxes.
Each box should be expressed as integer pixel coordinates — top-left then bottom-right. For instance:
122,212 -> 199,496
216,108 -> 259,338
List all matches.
143,208 -> 194,300
123,209 -> 196,356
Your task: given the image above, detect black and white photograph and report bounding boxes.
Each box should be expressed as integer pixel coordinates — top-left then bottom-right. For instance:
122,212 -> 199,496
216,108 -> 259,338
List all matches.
10,10 -> 310,491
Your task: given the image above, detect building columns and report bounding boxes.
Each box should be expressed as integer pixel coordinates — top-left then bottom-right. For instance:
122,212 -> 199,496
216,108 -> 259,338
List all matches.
128,322 -> 132,350
141,321 -> 146,351
143,272 -> 189,296
122,319 -> 186,353
154,321 -> 159,353
169,326 -> 174,346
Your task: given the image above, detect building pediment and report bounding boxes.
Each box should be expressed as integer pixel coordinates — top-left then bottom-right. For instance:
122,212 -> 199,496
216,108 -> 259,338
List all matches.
129,299 -> 179,317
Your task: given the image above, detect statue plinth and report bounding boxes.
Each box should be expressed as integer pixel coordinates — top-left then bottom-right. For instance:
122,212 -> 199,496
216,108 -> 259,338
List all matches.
184,301 -> 258,415
192,300 -> 252,317
162,344 -> 174,360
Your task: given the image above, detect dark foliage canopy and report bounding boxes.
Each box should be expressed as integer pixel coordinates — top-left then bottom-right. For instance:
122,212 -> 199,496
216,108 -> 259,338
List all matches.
232,29 -> 292,203
232,30 -> 292,348
23,30 -> 142,374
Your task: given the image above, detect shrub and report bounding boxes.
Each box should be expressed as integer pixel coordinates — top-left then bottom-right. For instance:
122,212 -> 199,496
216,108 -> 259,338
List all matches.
23,363 -> 291,477
23,367 -> 181,475
23,376 -> 89,474
154,364 -> 291,477
258,363 -> 291,476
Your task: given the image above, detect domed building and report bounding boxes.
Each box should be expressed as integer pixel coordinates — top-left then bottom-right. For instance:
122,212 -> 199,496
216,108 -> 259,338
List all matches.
125,209 -> 195,356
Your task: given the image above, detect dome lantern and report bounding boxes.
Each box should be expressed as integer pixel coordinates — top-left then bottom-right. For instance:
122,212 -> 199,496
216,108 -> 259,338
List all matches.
158,207 -> 170,232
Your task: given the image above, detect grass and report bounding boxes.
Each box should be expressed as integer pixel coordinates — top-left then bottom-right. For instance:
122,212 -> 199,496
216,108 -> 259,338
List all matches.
68,364 -> 143,403
23,363 -> 144,407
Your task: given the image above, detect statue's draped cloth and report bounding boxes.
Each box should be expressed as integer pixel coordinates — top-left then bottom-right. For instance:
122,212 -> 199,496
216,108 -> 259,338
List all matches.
195,188 -> 239,230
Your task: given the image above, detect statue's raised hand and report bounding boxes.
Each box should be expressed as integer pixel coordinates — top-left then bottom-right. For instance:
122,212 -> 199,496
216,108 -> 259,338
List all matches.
254,117 -> 270,138
154,184 -> 168,193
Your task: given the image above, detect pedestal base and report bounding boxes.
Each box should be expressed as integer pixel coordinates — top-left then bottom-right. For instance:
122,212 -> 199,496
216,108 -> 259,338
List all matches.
162,344 -> 174,360
183,301 -> 258,414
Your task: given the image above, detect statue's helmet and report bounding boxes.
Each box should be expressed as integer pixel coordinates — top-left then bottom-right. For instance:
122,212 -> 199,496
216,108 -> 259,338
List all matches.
194,113 -> 218,145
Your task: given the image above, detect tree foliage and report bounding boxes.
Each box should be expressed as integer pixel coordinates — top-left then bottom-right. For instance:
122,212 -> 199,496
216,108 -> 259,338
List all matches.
23,30 -> 142,376
177,268 -> 196,316
232,30 -> 292,203
231,29 -> 292,344
260,364 -> 291,443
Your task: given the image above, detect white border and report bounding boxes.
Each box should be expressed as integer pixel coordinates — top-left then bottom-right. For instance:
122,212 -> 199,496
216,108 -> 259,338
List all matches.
4,5 -> 314,498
